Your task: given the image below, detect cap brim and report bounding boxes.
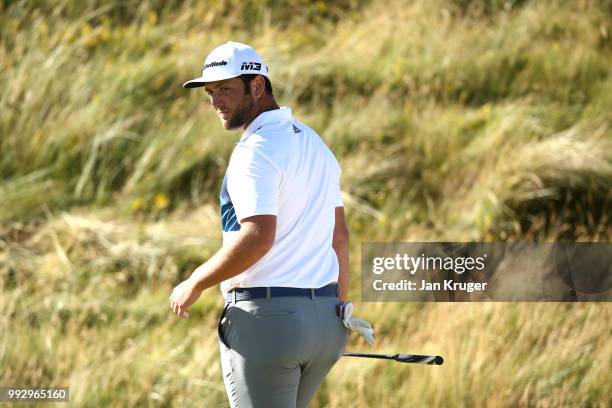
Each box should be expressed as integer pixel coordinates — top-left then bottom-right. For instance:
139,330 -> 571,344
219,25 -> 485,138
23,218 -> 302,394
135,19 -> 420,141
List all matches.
182,72 -> 244,89
183,77 -> 206,88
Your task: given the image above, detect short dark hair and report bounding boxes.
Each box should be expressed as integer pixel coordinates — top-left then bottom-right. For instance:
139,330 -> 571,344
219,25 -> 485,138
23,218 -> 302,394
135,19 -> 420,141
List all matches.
240,74 -> 273,96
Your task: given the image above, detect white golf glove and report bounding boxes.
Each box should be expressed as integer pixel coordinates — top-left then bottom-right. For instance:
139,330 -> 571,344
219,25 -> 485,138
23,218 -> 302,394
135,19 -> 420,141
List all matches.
337,302 -> 375,345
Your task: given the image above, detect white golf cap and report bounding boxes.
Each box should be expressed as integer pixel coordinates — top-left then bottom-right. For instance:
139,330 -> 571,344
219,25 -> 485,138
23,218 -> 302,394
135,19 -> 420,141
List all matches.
183,41 -> 269,88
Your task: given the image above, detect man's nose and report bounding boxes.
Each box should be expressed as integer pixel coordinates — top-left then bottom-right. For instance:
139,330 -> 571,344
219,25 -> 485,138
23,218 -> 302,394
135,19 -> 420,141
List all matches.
211,94 -> 224,109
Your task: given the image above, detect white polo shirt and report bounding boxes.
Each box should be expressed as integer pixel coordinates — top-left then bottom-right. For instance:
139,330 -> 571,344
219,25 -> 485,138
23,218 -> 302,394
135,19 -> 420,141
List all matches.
219,107 -> 343,294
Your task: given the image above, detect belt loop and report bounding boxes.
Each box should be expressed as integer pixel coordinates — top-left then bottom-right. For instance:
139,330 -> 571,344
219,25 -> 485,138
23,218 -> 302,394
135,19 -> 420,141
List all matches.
310,288 -> 315,299
232,290 -> 237,304
266,287 -> 271,299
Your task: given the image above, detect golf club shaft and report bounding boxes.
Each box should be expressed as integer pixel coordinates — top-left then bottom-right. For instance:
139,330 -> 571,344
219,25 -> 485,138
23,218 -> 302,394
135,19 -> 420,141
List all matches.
342,352 -> 444,365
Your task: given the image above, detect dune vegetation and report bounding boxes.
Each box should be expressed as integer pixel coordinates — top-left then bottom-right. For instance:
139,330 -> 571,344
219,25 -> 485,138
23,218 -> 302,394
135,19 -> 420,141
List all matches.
1,0 -> 610,406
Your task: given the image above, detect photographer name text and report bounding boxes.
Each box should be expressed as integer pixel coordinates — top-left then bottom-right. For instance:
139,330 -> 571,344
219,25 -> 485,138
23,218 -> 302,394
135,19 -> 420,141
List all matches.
372,279 -> 487,293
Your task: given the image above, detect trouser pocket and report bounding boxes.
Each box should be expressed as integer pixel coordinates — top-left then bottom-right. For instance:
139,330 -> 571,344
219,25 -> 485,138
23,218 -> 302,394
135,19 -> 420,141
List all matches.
217,302 -> 231,349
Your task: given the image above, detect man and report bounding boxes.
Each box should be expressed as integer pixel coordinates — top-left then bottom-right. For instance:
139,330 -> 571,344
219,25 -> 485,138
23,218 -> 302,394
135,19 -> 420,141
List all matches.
170,41 -> 373,408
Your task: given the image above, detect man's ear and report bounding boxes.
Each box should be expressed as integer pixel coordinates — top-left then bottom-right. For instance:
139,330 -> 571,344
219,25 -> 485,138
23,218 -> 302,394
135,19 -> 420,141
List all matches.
252,75 -> 265,99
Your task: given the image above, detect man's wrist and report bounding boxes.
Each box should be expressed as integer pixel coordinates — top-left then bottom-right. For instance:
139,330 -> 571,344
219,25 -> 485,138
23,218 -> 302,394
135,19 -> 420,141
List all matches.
188,271 -> 208,292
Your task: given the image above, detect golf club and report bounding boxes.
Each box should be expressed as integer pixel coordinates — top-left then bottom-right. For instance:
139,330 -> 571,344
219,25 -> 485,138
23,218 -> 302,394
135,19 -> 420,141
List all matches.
342,352 -> 444,365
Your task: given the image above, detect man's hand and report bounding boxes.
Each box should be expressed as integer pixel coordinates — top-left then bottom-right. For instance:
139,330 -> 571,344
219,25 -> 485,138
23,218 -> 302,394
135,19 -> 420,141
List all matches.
169,279 -> 203,318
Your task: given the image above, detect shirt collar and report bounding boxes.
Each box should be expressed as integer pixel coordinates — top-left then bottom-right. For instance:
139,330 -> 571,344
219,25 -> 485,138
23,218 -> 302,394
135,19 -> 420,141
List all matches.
241,107 -> 293,141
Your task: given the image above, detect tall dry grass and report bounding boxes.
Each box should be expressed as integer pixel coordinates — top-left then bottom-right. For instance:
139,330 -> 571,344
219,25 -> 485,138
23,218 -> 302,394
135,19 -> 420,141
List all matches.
1,0 -> 611,406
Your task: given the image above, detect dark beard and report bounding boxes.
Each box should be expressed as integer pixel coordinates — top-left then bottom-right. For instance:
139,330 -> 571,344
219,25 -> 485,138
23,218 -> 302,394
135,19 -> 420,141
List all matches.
226,95 -> 254,129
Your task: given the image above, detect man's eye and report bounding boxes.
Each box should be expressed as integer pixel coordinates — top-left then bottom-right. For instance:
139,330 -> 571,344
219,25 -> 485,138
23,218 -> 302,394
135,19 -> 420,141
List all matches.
221,87 -> 230,93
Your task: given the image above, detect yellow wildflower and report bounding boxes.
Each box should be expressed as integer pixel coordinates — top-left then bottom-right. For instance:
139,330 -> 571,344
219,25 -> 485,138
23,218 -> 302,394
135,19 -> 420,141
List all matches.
132,198 -> 143,211
154,193 -> 170,210
148,11 -> 158,26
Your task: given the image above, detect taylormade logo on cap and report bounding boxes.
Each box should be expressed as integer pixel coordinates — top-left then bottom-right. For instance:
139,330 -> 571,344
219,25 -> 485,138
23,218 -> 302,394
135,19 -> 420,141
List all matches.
183,41 -> 269,89
203,60 -> 228,70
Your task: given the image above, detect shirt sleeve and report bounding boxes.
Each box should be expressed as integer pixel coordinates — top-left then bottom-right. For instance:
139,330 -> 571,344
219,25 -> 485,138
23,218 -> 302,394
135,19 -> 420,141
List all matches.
227,144 -> 281,221
335,187 -> 344,207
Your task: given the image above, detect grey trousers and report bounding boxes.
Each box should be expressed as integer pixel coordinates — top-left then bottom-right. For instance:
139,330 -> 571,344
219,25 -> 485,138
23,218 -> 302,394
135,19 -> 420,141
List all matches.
218,295 -> 348,408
